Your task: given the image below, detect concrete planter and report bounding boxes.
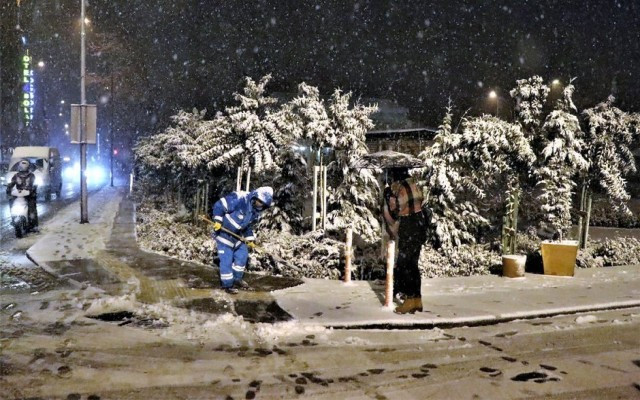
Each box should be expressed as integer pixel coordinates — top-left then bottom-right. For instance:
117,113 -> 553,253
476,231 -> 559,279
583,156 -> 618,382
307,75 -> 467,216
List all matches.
541,240 -> 579,277
502,255 -> 527,278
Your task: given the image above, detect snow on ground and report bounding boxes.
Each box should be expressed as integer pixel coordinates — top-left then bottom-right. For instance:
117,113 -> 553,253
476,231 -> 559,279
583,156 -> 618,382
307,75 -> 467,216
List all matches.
82,290 -> 333,347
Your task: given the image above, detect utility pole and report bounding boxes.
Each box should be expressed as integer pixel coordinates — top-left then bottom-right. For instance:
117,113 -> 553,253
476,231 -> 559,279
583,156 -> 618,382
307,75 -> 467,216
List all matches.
110,71 -> 114,187
79,0 -> 88,223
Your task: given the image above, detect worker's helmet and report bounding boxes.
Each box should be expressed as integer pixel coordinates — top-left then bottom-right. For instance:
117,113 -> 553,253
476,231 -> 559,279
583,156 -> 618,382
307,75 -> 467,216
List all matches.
251,187 -> 273,211
17,159 -> 30,173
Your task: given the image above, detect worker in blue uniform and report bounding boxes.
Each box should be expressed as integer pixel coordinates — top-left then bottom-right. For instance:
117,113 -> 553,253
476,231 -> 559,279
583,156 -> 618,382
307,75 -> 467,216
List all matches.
211,186 -> 273,294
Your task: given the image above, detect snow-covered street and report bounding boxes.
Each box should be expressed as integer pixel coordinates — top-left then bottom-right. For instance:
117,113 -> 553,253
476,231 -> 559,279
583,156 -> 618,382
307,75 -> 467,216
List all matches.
4,1 -> 640,398
0,187 -> 638,399
2,282 -> 639,399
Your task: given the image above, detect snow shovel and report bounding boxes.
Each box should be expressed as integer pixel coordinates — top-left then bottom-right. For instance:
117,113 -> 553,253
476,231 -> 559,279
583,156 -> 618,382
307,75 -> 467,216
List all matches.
199,214 -> 266,252
199,215 -> 296,270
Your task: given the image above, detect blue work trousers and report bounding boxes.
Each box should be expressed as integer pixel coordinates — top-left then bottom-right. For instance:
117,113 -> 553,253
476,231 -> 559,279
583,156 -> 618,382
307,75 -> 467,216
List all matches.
216,236 -> 248,288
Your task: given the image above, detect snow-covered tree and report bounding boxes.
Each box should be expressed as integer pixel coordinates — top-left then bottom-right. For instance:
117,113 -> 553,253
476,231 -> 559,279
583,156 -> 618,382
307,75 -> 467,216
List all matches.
178,75 -> 291,176
284,82 -> 336,152
458,115 -> 535,253
577,97 -> 640,247
510,75 -> 550,132
325,90 -> 381,243
534,82 -> 589,233
134,109 -> 207,195
509,77 -> 588,235
258,148 -> 309,234
416,108 -> 489,250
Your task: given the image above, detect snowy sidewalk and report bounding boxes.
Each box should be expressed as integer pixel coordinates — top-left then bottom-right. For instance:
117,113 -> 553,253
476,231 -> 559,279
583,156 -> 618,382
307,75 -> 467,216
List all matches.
25,187 -> 640,329
273,266 -> 640,328
26,187 -> 124,287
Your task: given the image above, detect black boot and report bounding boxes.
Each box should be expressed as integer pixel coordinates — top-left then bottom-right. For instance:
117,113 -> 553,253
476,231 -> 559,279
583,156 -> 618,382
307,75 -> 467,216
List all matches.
236,280 -> 254,291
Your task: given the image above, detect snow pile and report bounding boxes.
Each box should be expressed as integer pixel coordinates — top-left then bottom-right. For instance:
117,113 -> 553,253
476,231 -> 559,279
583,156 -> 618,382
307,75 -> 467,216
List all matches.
253,320 -> 329,344
575,315 -> 598,324
83,292 -> 331,346
84,293 -> 139,316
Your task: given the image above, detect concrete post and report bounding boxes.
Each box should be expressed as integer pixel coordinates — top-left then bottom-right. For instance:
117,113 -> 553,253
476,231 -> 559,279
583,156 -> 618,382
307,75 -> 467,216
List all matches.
384,240 -> 395,308
344,228 -> 353,283
312,165 -> 318,231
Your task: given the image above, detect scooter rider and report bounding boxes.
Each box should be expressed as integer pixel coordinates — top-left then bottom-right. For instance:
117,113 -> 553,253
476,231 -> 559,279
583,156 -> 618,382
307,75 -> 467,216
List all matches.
6,159 -> 39,232
211,187 -> 273,294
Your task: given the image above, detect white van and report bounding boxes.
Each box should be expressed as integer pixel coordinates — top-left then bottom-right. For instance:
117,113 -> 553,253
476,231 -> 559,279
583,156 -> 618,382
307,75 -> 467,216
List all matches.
5,147 -> 62,201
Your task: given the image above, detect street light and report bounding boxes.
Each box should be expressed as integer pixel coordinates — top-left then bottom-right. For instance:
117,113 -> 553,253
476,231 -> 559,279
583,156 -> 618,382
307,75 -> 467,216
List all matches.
488,90 -> 499,116
552,79 -> 561,86
37,60 -> 45,68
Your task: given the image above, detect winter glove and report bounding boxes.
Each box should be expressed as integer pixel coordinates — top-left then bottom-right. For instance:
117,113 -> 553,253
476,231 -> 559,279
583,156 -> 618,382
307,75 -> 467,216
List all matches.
247,241 -> 256,250
213,222 -> 222,232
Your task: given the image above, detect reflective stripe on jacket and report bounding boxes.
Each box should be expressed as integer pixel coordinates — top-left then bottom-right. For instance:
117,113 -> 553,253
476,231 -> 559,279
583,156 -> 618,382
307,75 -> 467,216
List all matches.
212,191 -> 258,242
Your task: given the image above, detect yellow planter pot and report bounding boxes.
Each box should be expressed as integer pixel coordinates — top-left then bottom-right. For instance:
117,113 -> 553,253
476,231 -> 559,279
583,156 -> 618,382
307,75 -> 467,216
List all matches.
502,255 -> 526,278
541,240 -> 579,277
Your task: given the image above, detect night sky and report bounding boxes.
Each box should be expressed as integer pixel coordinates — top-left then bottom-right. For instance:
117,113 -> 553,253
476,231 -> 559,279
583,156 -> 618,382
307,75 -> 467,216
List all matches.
10,0 -> 640,148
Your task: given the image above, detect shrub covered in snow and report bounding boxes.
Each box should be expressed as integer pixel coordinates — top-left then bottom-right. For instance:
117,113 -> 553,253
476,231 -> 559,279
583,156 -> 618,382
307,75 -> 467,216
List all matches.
575,246 -> 605,269
418,244 -> 499,278
591,237 -> 640,267
251,230 -> 345,279
136,202 -> 216,265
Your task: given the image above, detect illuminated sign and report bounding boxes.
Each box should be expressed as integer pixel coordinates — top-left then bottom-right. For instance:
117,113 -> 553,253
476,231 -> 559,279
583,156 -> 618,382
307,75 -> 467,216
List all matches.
21,53 -> 34,127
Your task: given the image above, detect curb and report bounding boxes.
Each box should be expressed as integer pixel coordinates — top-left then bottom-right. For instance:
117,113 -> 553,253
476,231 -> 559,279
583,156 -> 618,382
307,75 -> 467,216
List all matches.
320,300 -> 640,330
25,250 -> 84,289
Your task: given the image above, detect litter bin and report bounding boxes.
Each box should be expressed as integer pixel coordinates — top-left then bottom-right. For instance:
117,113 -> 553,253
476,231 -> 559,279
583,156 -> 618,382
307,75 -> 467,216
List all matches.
502,255 -> 526,278
541,240 -> 579,276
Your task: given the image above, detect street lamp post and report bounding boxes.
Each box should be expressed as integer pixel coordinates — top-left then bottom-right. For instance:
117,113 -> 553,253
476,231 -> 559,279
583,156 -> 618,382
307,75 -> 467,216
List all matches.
79,0 -> 88,223
110,71 -> 114,187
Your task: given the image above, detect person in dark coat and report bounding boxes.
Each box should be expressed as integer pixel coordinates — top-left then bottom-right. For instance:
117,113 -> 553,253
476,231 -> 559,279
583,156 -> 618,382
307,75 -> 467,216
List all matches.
383,167 -> 427,314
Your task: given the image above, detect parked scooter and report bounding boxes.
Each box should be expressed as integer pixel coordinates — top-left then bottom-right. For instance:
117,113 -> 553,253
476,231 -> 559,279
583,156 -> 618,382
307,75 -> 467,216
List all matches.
8,186 -> 30,238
